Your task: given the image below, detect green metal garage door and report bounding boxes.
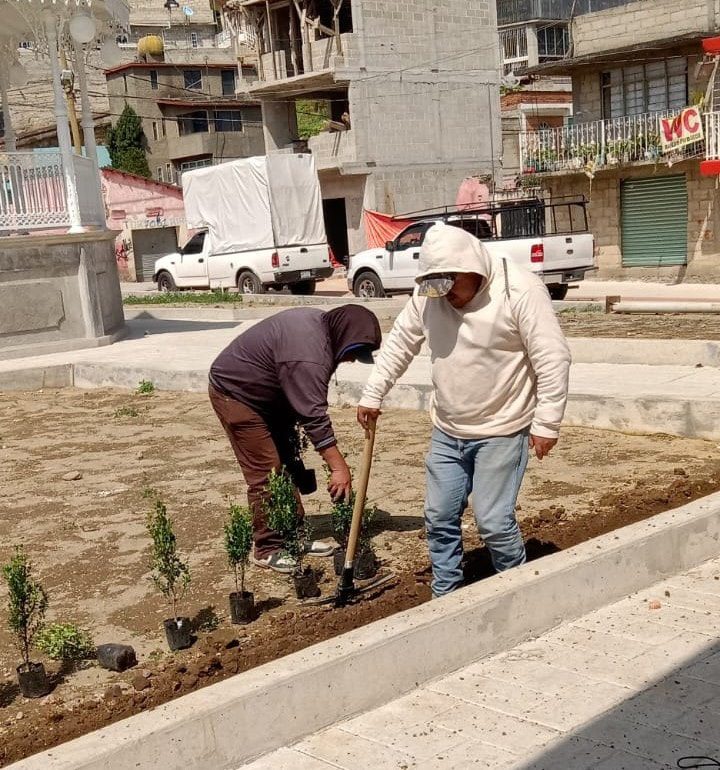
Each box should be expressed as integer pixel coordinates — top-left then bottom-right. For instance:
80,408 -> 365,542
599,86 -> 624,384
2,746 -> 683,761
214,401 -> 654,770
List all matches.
621,175 -> 687,267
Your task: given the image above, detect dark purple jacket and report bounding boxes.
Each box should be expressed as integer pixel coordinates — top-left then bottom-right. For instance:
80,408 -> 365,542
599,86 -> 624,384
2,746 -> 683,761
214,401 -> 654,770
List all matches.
210,306 -> 381,449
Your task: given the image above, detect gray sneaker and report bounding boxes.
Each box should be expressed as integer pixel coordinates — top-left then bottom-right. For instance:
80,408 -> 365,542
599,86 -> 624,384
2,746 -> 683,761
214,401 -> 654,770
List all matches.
252,551 -> 297,574
305,540 -> 334,557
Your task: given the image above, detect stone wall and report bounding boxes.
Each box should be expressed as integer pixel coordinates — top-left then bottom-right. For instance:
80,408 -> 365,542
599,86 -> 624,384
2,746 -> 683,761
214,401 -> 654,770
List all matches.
571,0 -> 716,58
543,161 -> 720,281
0,233 -> 125,358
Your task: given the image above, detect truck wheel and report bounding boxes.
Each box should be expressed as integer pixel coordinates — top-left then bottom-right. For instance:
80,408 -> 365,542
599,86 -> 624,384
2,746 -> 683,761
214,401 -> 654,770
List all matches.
237,270 -> 264,295
289,280 -> 316,295
157,272 -> 177,292
354,271 -> 385,298
548,284 -> 569,301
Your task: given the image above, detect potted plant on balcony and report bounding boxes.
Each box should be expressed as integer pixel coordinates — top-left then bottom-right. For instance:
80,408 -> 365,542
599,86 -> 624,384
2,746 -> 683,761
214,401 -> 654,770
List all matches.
146,500 -> 192,650
224,503 -> 254,624
3,547 -> 50,698
265,469 -> 319,599
331,492 -> 378,580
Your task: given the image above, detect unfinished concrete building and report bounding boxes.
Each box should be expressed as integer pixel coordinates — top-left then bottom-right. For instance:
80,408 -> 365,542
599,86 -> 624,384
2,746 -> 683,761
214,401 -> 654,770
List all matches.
228,0 -> 501,259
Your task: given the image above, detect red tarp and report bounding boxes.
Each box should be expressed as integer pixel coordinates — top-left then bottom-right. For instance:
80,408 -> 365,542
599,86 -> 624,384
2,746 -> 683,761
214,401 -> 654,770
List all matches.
363,209 -> 414,249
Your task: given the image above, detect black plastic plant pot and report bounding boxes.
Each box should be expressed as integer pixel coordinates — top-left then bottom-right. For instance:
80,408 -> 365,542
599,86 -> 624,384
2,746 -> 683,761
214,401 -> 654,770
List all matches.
164,617 -> 193,651
296,469 -> 317,496
229,591 -> 255,624
293,567 -> 320,599
333,548 -> 378,580
17,661 -> 51,699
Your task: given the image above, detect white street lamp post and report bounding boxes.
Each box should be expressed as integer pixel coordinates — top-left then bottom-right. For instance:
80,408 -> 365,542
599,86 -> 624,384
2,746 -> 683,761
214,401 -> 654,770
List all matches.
44,10 -> 84,234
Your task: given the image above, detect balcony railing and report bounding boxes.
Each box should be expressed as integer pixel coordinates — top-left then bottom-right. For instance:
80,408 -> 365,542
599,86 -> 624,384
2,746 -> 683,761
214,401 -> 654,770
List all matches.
0,151 -> 104,234
706,112 -> 720,160
520,109 -> 705,175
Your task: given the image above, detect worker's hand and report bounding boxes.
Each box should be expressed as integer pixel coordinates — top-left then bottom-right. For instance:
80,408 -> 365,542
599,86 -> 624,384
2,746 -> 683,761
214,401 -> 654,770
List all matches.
357,406 -> 381,430
529,434 -> 557,460
327,460 -> 352,502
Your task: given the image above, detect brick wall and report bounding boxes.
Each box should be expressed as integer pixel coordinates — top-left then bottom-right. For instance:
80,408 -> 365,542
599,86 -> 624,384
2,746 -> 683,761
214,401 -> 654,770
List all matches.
572,0 -> 714,58
544,162 -> 720,281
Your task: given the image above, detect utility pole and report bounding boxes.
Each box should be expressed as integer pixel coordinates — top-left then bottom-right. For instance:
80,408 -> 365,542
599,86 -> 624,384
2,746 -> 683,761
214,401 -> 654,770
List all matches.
59,46 -> 82,154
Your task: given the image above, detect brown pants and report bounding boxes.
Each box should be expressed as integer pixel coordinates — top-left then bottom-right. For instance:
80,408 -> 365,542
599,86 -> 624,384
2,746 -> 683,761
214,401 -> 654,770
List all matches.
209,384 -> 304,558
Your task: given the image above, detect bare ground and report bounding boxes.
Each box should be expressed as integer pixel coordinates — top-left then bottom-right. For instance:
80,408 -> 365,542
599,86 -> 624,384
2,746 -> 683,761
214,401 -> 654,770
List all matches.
1,389 -> 719,764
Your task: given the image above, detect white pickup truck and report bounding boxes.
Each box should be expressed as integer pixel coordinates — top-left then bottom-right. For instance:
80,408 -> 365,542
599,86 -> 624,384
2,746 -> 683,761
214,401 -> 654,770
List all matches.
153,154 -> 333,295
348,197 -> 595,300
153,229 -> 332,295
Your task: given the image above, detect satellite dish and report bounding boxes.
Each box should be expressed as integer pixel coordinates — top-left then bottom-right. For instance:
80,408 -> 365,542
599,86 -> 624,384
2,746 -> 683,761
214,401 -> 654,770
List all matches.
182,6 -> 194,15
501,72 -> 521,88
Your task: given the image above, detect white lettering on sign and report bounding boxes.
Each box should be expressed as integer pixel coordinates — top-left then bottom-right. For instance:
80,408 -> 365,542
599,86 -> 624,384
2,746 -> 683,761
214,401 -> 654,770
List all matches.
659,107 -> 704,153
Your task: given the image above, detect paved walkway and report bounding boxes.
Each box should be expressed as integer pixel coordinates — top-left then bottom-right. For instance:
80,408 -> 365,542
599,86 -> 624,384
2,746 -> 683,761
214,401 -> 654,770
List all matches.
121,279 -> 720,303
240,557 -> 720,770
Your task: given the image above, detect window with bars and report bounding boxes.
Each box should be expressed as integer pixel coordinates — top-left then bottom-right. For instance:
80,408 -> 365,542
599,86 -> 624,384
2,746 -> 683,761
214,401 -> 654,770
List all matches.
183,69 -> 202,91
214,109 -> 243,132
150,70 -> 158,90
601,58 -> 688,119
500,27 -> 528,74
178,110 -> 209,135
190,32 -> 199,48
538,24 -> 569,61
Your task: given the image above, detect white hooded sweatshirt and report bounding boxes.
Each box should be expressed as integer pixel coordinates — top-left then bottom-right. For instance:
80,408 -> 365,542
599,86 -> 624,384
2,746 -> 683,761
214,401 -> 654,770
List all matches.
359,222 -> 572,439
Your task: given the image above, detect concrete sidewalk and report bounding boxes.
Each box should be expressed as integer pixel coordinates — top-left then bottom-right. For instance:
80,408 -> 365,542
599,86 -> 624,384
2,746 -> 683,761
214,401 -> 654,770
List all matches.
3,318 -> 720,438
241,557 -> 720,770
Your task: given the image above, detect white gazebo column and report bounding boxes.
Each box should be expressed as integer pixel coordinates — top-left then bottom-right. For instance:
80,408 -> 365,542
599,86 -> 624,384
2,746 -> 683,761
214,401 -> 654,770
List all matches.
0,66 -> 17,152
74,40 -> 104,206
45,11 -> 84,233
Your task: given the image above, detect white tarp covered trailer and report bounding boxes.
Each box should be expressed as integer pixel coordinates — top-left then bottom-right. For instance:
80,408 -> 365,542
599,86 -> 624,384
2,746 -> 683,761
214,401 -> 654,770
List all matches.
182,154 -> 326,256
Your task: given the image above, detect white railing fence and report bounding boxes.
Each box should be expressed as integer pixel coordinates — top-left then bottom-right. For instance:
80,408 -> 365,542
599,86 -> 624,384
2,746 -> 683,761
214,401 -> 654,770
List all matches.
520,109 -> 706,174
0,151 -> 104,234
0,151 -> 69,231
706,112 -> 720,161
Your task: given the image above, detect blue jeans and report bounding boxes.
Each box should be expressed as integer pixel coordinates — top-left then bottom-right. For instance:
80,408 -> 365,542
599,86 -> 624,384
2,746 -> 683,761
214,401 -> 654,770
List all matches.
425,427 -> 529,597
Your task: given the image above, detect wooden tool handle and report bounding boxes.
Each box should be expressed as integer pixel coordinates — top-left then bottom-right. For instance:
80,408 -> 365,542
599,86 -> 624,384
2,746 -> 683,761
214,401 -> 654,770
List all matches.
344,418 -> 377,568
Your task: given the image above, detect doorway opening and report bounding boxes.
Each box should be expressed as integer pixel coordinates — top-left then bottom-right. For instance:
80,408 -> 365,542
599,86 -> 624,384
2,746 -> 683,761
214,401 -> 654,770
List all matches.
322,197 -> 349,266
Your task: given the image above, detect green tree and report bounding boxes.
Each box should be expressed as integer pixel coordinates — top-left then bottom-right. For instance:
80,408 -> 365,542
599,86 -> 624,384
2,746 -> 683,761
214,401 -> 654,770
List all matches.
224,504 -> 253,594
146,500 -> 190,620
107,104 -> 151,178
3,547 -> 48,668
296,99 -> 330,140
265,469 -> 309,574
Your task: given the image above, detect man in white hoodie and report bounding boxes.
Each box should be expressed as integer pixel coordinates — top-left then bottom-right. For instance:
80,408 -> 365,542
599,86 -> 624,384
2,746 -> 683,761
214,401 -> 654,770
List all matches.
357,222 -> 571,597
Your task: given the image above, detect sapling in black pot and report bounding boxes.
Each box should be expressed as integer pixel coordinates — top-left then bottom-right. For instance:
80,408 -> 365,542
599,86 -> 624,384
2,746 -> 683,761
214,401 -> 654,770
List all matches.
3,547 -> 50,698
265,469 -> 320,599
224,504 -> 254,624
331,493 -> 379,580
146,500 -> 192,651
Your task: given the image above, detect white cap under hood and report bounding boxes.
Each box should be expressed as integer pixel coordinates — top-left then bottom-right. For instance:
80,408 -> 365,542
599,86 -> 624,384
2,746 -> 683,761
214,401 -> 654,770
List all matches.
416,222 -> 493,284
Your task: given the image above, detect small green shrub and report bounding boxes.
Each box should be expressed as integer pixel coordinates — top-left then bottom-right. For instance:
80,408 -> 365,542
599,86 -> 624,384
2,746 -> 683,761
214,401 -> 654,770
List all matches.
3,547 -> 48,667
142,486 -> 159,499
265,469 -> 308,574
136,380 -> 155,395
224,504 -> 253,594
35,623 -> 94,661
146,500 -> 190,620
330,492 -> 377,552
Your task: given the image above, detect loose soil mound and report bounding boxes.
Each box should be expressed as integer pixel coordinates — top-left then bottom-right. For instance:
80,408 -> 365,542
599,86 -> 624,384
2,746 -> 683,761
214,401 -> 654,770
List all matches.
1,390 -> 718,765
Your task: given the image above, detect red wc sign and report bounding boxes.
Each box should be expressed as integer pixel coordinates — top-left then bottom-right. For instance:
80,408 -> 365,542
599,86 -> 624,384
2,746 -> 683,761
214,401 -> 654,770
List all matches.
659,106 -> 704,152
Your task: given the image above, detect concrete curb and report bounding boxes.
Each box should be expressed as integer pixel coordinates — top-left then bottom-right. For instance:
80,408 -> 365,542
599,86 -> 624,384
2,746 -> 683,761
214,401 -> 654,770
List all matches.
11,492 -> 720,770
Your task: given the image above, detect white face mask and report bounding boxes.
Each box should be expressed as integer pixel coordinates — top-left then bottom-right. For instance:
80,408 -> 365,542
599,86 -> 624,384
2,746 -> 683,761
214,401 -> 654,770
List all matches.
418,276 -> 456,298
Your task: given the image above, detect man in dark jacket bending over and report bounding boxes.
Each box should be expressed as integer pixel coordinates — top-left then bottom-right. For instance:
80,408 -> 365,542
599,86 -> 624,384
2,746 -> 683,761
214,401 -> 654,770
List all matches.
209,305 -> 382,573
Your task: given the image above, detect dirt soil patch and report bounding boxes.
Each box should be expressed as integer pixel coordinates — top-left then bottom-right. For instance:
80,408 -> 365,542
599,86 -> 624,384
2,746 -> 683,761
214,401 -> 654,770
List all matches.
381,312 -> 720,338
1,390 -> 720,765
